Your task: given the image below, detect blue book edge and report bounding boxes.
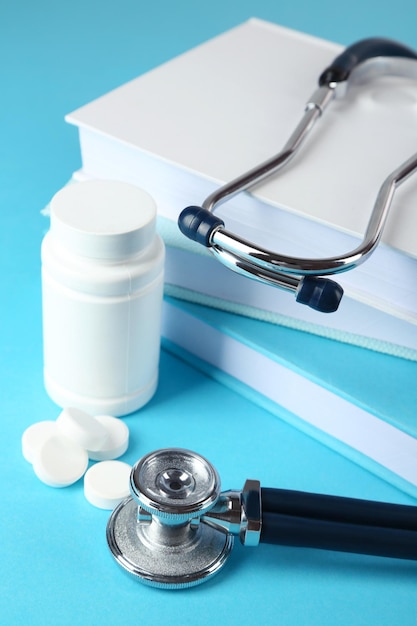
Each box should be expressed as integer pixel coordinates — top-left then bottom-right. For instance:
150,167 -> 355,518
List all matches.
160,215 -> 417,363
162,337 -> 417,501
163,294 -> 417,437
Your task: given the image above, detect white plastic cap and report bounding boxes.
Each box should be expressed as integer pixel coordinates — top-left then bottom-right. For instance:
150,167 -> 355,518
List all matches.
49,180 -> 157,260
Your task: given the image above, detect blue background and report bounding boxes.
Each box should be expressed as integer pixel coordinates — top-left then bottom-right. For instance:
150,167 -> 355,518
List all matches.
1,1 -> 417,625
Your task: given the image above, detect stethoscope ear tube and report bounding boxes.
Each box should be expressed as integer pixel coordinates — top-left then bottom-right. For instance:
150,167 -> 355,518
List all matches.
178,37 -> 417,312
260,488 -> 417,560
319,37 -> 417,85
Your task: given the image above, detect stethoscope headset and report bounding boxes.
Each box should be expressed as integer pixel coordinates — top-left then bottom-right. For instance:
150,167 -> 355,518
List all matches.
178,37 -> 417,313
107,39 -> 417,589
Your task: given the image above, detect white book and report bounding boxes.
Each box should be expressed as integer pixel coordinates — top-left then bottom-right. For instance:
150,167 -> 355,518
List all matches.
161,296 -> 417,499
66,18 -> 417,326
159,215 -> 417,360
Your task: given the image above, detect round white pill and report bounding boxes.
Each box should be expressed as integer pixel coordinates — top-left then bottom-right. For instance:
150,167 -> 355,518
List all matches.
87,415 -> 129,461
84,460 -> 132,509
21,420 -> 57,464
56,407 -> 109,451
33,435 -> 89,487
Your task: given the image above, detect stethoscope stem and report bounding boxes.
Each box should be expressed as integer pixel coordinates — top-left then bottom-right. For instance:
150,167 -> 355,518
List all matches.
260,488 -> 417,560
202,86 -> 334,213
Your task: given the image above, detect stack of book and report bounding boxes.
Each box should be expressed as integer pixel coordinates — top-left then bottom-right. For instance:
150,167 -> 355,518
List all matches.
161,296 -> 417,497
64,19 -> 417,496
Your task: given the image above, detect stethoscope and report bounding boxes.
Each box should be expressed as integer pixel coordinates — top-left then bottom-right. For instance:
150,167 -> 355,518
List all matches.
107,448 -> 417,589
106,40 -> 417,589
178,38 -> 417,313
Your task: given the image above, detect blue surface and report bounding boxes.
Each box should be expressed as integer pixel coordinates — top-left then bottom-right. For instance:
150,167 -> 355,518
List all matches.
1,2 -> 417,625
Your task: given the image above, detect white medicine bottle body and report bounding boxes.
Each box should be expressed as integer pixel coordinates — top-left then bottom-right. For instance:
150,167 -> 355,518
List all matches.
41,180 -> 165,416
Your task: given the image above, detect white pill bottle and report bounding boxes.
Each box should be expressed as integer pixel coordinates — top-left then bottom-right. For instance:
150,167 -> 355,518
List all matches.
41,180 -> 165,416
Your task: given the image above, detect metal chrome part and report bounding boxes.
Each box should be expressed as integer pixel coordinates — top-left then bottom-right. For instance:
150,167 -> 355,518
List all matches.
130,448 -> 221,523
107,497 -> 234,589
209,151 -> 417,278
202,479 -> 262,547
106,449 -> 235,589
202,84 -> 336,216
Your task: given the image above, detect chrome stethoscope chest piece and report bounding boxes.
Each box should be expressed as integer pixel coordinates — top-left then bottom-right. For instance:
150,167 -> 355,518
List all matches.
107,448 -> 417,590
106,449 -> 234,589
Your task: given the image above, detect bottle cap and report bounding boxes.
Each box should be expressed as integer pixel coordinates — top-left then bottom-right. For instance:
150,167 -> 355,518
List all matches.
50,180 -> 157,260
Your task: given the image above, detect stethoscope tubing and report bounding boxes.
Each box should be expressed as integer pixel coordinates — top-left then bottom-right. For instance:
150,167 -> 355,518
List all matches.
260,488 -> 417,559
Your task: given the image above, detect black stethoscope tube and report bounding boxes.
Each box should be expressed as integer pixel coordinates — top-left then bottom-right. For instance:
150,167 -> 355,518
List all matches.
319,37 -> 417,85
260,488 -> 417,559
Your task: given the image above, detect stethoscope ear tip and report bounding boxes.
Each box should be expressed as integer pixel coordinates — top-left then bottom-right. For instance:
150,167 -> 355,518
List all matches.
296,276 -> 344,313
178,206 -> 225,247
